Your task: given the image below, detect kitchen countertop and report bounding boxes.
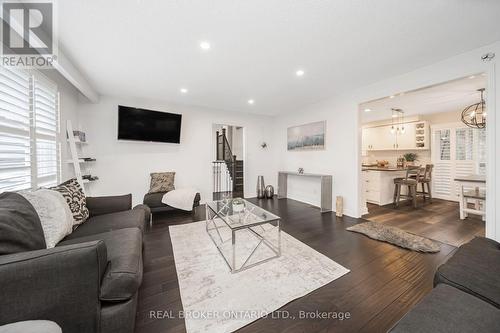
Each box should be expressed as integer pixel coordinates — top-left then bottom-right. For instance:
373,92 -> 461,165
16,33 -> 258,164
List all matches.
362,166 -> 409,171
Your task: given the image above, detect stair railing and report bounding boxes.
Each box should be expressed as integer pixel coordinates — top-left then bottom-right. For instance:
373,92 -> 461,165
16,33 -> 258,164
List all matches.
213,128 -> 236,194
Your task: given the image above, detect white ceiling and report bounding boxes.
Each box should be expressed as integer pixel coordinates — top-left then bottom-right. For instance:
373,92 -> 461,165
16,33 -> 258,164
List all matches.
360,74 -> 488,123
58,0 -> 500,115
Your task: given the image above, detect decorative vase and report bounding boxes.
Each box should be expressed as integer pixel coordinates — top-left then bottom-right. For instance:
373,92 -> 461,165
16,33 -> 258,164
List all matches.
265,185 -> 274,199
232,199 -> 245,213
256,176 -> 265,198
336,196 -> 343,217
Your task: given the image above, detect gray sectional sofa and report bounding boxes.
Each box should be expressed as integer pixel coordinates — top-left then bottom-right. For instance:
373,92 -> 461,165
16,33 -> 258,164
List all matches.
0,193 -> 150,333
390,237 -> 500,332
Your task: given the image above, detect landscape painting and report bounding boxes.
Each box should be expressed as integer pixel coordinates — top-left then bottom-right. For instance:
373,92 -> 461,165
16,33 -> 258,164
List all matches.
287,121 -> 326,151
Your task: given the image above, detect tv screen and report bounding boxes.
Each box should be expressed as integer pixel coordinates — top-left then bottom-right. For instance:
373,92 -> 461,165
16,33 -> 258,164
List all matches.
118,105 -> 182,143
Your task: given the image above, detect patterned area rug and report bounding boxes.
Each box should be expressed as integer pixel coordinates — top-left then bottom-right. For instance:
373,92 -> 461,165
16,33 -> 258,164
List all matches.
169,221 -> 350,333
347,221 -> 441,252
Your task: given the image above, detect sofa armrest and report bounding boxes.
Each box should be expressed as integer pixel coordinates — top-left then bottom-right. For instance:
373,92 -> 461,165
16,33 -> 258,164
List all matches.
0,241 -> 108,332
86,194 -> 132,216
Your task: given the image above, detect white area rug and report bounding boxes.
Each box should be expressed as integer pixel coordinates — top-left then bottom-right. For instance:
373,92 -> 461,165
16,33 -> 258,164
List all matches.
169,221 -> 350,333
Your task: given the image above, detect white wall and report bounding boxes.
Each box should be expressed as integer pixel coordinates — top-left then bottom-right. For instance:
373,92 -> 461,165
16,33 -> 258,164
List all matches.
272,41 -> 500,242
77,96 -> 277,205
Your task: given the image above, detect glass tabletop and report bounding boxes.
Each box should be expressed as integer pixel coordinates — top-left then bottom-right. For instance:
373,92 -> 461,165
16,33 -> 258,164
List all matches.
206,199 -> 280,229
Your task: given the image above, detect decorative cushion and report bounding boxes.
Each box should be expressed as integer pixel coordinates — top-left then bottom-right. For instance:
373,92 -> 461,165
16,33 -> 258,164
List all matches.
0,192 -> 46,255
51,178 -> 89,226
148,172 -> 175,194
19,189 -> 73,248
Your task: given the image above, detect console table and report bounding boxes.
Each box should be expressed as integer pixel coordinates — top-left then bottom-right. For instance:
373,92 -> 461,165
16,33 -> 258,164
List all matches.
277,171 -> 333,213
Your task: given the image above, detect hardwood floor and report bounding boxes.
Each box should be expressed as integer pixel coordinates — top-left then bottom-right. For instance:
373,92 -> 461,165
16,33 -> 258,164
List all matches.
135,198 -> 458,333
364,198 -> 485,247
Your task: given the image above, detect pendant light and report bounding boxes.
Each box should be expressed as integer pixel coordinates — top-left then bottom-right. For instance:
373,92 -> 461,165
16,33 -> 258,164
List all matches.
461,88 -> 486,129
390,108 -> 403,134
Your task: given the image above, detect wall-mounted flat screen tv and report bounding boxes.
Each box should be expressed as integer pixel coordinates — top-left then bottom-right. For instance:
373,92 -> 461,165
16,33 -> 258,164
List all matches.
118,105 -> 182,143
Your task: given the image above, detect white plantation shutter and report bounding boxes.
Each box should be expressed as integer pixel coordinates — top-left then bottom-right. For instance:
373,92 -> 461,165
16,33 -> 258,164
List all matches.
34,76 -> 59,187
432,129 -> 452,199
432,124 -> 487,201
0,67 -> 32,191
477,128 -> 486,175
0,67 -> 60,192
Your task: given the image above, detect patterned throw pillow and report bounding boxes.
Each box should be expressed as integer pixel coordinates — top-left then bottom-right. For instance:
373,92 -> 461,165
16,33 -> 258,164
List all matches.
51,178 -> 89,226
149,172 -> 175,194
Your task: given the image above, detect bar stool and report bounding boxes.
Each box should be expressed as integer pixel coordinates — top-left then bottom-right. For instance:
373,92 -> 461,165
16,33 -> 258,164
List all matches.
393,166 -> 422,208
416,164 -> 433,202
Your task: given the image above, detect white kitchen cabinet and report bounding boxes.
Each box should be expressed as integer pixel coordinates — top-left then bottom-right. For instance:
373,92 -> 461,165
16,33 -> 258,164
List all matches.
362,121 -> 429,151
363,170 -> 407,205
372,126 -> 397,150
396,123 -> 416,149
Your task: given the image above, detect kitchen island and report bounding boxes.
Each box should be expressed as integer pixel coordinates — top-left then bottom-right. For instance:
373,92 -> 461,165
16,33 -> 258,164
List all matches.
363,167 -> 409,206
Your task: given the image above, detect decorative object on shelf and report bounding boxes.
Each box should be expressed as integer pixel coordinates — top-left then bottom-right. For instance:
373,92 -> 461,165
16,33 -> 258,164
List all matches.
461,88 -> 486,129
397,156 -> 405,168
265,185 -> 274,199
287,121 -> 326,151
403,153 -> 418,166
82,175 -> 99,182
260,142 -> 267,149
298,167 -> 304,174
336,196 -> 343,217
256,176 -> 265,198
72,130 -> 86,142
231,198 -> 245,213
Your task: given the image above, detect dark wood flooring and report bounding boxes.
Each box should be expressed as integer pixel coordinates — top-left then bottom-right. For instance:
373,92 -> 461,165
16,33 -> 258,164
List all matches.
135,198 -> 458,333
364,198 -> 485,247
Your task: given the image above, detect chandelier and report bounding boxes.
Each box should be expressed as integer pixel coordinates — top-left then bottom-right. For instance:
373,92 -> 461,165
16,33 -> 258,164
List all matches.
461,88 -> 486,129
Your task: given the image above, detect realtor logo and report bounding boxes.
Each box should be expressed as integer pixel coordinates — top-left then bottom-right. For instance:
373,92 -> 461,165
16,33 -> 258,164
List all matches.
1,0 -> 57,68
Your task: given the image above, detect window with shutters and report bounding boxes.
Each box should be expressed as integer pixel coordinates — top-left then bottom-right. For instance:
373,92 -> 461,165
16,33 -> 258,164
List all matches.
477,128 -> 487,175
455,128 -> 474,161
0,66 -> 60,192
436,129 -> 451,161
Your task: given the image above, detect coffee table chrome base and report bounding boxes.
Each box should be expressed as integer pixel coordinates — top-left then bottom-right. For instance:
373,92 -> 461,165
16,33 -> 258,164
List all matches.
206,205 -> 281,273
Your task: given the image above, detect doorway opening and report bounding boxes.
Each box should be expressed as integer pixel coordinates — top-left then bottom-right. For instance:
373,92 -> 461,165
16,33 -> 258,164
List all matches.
212,124 -> 244,200
358,74 -> 488,247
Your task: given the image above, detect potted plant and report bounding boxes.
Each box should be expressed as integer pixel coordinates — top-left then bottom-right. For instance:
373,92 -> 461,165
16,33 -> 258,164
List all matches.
403,153 -> 418,166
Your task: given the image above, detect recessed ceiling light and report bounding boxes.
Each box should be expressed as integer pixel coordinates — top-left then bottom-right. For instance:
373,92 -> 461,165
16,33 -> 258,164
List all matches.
295,69 -> 305,77
247,99 -> 255,105
364,108 -> 372,112
180,88 -> 188,94
469,75 -> 476,79
199,41 -> 211,50
389,95 -> 395,99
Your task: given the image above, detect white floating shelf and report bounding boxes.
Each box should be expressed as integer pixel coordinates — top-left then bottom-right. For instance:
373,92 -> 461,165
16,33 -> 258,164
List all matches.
65,159 -> 96,164
67,138 -> 88,144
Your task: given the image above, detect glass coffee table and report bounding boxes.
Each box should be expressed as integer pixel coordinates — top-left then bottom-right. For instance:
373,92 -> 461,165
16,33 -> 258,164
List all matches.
205,198 -> 281,273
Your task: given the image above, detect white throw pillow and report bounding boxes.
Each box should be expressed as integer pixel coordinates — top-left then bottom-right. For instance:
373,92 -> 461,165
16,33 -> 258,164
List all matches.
19,189 -> 74,248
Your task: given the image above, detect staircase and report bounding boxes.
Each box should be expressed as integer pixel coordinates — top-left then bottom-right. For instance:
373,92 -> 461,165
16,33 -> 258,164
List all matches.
213,128 -> 244,200
233,160 -> 244,198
